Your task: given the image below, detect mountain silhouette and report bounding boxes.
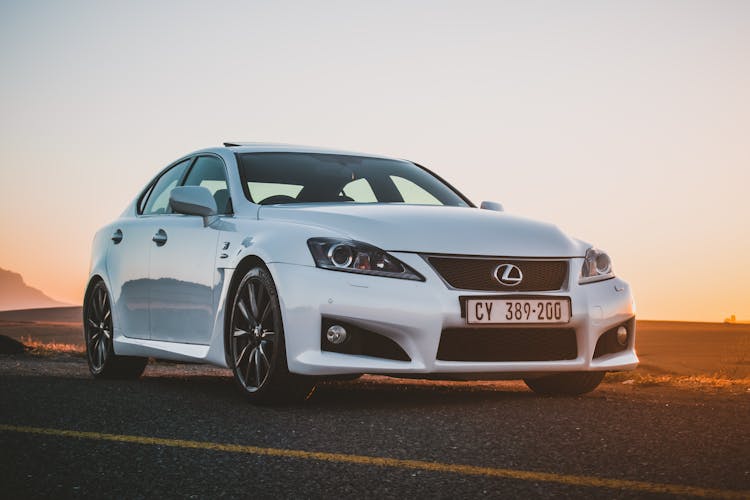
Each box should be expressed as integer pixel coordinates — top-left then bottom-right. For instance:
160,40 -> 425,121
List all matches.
0,267 -> 69,311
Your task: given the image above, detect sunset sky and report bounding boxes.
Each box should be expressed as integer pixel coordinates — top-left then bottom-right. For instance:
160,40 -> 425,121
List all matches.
1,0 -> 748,322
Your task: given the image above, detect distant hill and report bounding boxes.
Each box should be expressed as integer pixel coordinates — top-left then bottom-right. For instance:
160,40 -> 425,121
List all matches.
0,267 -> 70,311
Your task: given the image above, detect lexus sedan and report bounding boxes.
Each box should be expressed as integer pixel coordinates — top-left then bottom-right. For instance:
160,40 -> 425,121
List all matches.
84,143 -> 637,402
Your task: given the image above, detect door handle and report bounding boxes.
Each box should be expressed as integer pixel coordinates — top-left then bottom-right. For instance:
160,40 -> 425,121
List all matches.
111,229 -> 123,244
152,229 -> 168,246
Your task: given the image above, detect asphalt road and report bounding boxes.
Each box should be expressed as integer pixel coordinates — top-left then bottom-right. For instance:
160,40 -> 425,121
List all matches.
1,355 -> 748,499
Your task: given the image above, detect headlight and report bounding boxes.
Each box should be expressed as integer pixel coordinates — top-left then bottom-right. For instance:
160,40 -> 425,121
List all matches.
580,247 -> 615,284
307,238 -> 424,281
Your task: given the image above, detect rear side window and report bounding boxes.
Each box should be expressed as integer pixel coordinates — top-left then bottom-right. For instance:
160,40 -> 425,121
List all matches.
142,159 -> 191,215
183,156 -> 231,214
138,183 -> 155,213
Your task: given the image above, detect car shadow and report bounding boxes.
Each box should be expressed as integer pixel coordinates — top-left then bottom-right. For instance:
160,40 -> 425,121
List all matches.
135,371 -> 541,410
1,354 -> 578,411
308,378 -> 539,410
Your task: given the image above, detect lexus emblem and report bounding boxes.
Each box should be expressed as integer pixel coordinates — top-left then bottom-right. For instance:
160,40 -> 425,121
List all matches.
494,263 -> 523,287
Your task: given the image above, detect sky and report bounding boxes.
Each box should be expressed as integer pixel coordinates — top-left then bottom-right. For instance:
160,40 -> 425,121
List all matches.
0,0 -> 748,321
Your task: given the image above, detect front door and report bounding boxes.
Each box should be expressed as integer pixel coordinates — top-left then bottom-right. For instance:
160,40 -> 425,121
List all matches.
148,155 -> 230,344
148,216 -> 220,343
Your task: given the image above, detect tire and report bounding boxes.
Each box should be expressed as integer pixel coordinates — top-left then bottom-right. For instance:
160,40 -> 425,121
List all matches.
524,371 -> 605,396
226,265 -> 315,403
83,280 -> 148,379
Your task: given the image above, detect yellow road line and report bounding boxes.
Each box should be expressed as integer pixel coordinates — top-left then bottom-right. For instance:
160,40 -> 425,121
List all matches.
1,424 -> 746,499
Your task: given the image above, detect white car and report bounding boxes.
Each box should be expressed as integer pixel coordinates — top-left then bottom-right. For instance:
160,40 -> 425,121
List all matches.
84,143 -> 637,402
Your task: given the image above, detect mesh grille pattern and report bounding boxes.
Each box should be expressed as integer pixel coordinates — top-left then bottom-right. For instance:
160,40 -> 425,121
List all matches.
437,328 -> 578,362
427,257 -> 568,291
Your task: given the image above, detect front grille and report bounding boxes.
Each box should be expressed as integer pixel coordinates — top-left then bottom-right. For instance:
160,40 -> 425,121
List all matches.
426,256 -> 568,291
437,328 -> 578,362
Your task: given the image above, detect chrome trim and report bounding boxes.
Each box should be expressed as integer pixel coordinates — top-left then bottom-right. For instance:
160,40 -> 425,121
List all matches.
328,243 -> 354,268
493,263 -> 523,287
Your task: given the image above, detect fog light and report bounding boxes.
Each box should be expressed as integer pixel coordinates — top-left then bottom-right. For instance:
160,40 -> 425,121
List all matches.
326,325 -> 348,344
616,325 -> 628,346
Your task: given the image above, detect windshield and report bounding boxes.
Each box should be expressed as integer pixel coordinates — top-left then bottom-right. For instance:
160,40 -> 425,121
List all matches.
237,152 -> 471,207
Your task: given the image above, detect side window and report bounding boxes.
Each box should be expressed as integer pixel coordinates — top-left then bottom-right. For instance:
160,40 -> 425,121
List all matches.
390,176 -> 441,205
138,183 -> 155,214
341,178 -> 377,202
183,156 -> 231,214
142,159 -> 191,215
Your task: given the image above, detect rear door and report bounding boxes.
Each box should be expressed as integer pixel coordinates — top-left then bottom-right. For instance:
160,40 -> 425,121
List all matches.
106,216 -> 153,340
107,158 -> 192,339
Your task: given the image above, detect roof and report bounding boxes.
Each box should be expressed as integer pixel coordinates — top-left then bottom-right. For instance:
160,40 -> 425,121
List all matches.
220,142 -> 400,161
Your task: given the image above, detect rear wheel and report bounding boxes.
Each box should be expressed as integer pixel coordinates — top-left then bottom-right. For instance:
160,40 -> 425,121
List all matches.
524,371 -> 605,395
227,265 -> 315,403
84,280 -> 148,379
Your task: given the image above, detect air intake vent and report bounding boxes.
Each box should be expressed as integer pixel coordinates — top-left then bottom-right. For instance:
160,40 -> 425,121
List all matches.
321,318 -> 410,361
437,328 -> 578,362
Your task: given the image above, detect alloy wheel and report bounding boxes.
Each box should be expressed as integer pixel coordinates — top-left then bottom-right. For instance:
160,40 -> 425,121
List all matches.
230,273 -> 278,392
85,283 -> 113,372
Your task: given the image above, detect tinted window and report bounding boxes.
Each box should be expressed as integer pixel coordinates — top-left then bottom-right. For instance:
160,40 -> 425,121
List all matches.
237,153 -> 469,206
390,176 -> 441,205
142,159 -> 191,215
248,182 -> 303,203
183,156 -> 231,214
138,183 -> 155,214
341,178 -> 377,202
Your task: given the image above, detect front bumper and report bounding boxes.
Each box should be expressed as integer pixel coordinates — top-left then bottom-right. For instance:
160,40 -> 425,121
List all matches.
268,253 -> 638,378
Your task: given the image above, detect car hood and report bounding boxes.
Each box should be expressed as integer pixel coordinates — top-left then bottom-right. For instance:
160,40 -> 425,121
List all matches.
258,204 -> 588,257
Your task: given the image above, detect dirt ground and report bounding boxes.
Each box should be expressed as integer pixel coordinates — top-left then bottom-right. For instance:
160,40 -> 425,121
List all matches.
635,320 -> 750,379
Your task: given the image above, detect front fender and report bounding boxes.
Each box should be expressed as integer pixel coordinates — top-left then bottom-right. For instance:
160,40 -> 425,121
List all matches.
216,218 -> 350,269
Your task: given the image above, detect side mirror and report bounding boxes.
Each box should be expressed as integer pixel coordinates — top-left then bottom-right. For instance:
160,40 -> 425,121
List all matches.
480,201 -> 504,212
170,186 -> 218,226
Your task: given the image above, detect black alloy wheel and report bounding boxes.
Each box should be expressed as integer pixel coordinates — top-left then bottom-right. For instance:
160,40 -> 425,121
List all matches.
228,265 -> 314,403
83,280 -> 148,379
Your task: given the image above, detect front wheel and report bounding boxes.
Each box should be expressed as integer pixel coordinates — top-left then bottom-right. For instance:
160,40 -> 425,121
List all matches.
227,265 -> 315,403
83,280 -> 148,379
524,371 -> 605,396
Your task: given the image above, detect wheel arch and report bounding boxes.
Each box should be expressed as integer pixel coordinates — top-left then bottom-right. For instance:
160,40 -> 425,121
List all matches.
82,274 -> 106,318
84,274 -> 105,292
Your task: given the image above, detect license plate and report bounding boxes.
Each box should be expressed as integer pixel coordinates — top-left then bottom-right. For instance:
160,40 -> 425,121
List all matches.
466,298 -> 571,324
